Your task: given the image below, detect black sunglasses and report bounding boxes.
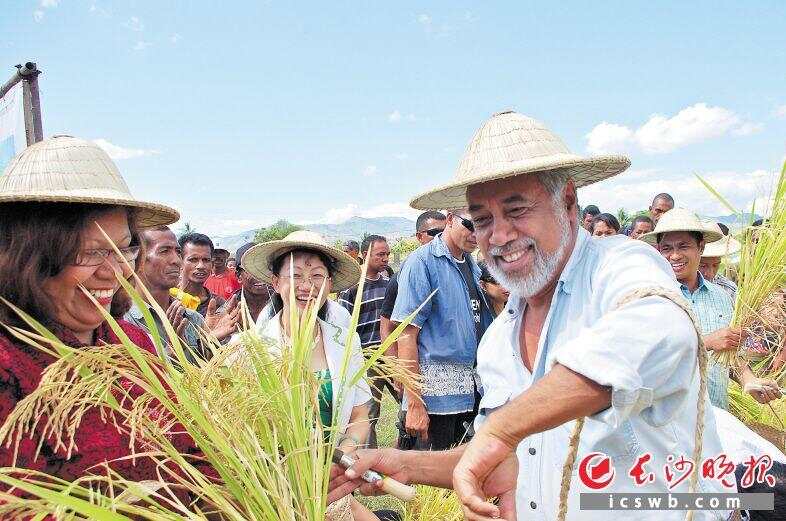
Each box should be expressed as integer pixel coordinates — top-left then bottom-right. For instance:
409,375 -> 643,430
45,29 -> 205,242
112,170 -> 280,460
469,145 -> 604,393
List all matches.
420,227 -> 444,237
458,217 -> 474,232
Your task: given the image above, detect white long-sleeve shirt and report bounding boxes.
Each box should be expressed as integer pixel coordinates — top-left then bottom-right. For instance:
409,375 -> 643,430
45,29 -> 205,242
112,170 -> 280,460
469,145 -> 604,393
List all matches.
474,228 -> 731,521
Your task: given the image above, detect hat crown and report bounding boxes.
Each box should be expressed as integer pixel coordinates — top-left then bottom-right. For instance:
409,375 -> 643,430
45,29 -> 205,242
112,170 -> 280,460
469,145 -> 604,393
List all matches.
653,208 -> 705,233
456,111 -> 575,184
281,230 -> 330,248
0,136 -> 135,200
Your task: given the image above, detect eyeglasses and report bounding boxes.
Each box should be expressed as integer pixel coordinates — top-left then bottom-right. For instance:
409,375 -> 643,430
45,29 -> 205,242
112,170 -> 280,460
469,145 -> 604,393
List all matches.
74,245 -> 141,267
459,217 -> 474,232
419,227 -> 444,237
289,273 -> 329,286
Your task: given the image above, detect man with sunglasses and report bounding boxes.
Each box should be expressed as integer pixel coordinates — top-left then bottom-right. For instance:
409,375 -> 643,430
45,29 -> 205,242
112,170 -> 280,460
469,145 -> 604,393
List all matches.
390,208 -> 493,451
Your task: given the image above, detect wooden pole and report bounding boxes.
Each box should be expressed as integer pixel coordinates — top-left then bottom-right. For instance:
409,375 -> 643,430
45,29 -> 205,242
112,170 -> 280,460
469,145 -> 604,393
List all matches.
1,62 -> 44,145
19,63 -> 43,143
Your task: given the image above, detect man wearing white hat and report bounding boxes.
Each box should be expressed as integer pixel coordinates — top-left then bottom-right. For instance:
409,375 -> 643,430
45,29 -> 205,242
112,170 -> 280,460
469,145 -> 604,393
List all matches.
643,211 -> 781,410
335,111 -> 733,520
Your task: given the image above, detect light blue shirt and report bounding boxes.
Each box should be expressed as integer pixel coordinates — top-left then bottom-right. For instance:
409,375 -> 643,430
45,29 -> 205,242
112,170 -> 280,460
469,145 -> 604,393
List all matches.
474,228 -> 730,521
392,233 -> 494,414
680,272 -> 734,409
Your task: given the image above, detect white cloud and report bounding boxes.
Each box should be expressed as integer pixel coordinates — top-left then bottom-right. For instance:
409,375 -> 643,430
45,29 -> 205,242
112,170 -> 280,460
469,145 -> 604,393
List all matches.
585,122 -> 633,155
464,11 -> 476,22
40,0 -> 59,7
585,103 -> 760,155
388,110 -> 416,123
33,10 -> 44,21
93,139 -> 160,160
362,165 -> 378,177
417,14 -> 432,27
133,41 -> 152,51
774,105 -> 786,119
394,152 -> 409,160
169,33 -> 182,44
316,202 -> 420,225
578,167 -> 780,218
125,16 -> 144,32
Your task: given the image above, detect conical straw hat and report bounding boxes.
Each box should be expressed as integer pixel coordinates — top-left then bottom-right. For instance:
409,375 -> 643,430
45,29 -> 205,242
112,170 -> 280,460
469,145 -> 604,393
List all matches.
701,222 -> 742,257
242,230 -> 361,292
410,110 -> 631,210
0,135 -> 179,228
641,208 -> 724,245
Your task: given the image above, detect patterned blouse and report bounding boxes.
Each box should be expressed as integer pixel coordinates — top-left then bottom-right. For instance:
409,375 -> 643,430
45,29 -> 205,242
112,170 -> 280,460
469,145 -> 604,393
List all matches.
0,320 -> 211,504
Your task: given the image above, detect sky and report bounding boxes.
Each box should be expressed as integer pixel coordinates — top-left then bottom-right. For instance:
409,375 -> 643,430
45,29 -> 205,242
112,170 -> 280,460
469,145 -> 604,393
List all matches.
3,1 -> 785,237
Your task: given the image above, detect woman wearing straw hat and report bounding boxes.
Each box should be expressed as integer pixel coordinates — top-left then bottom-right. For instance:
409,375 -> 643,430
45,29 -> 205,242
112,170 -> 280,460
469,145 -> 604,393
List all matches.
0,136 -> 214,494
642,209 -> 781,408
241,231 -> 385,521
333,111 -> 732,521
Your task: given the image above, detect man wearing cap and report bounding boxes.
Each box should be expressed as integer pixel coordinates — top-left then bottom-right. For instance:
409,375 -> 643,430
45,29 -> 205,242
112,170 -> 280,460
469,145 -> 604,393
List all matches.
698,223 -> 739,300
391,208 -> 493,451
205,247 -> 242,301
644,210 -> 780,410
220,242 -> 273,323
332,111 -> 732,520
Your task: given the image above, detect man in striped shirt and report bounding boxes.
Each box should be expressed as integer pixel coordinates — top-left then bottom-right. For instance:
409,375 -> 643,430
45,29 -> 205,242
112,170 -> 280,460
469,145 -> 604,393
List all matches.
339,234 -> 392,448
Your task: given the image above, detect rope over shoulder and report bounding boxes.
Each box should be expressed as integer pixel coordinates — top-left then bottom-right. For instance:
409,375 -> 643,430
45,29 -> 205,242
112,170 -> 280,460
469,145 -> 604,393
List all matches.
556,286 -> 708,521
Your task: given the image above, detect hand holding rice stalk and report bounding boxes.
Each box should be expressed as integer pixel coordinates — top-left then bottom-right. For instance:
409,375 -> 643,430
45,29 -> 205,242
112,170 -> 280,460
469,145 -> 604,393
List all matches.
696,160 -> 786,372
0,239 -> 422,520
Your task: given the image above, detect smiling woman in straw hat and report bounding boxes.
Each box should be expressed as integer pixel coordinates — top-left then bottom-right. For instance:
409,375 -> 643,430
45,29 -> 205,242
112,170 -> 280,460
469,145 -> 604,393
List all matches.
241,231 -> 384,521
0,136 -> 221,496
643,208 -> 781,409
334,111 -> 734,521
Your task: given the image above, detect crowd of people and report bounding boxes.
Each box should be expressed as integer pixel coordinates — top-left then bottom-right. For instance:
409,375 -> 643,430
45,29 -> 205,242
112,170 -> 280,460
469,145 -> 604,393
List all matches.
0,108 -> 783,521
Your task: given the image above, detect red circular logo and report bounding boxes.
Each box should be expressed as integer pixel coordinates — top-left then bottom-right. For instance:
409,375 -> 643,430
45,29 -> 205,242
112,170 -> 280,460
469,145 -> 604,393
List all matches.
578,452 -> 615,490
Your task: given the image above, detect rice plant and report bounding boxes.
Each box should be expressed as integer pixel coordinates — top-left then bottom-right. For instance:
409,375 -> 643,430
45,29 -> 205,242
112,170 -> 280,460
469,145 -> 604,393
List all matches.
0,246 -> 423,520
695,160 -> 786,371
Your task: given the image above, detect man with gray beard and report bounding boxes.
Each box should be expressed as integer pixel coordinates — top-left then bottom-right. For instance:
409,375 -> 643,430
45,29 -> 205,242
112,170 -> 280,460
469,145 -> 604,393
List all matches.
330,111 -> 731,521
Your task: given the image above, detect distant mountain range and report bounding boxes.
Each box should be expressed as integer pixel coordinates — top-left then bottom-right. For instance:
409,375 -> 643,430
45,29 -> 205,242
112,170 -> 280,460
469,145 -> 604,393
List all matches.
210,213 -> 759,256
211,216 -> 416,254
706,212 -> 762,227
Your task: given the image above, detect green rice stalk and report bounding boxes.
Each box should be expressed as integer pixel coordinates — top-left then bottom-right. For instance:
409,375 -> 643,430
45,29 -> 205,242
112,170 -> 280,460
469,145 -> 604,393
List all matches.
695,161 -> 786,370
0,243 -> 427,520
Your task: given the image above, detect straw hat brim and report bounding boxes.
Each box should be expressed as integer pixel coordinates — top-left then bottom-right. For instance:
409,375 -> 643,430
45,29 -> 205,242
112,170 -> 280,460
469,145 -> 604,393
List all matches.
410,154 -> 631,210
241,239 -> 361,293
640,227 -> 724,246
701,236 -> 742,258
0,193 -> 179,228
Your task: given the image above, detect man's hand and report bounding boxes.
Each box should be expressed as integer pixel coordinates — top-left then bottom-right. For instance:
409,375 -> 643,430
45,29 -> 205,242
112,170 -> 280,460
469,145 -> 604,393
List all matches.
405,399 -> 430,442
340,448 -> 413,497
165,300 -> 189,338
453,431 -> 518,521
703,327 -> 745,352
204,296 -> 240,341
743,377 -> 782,404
